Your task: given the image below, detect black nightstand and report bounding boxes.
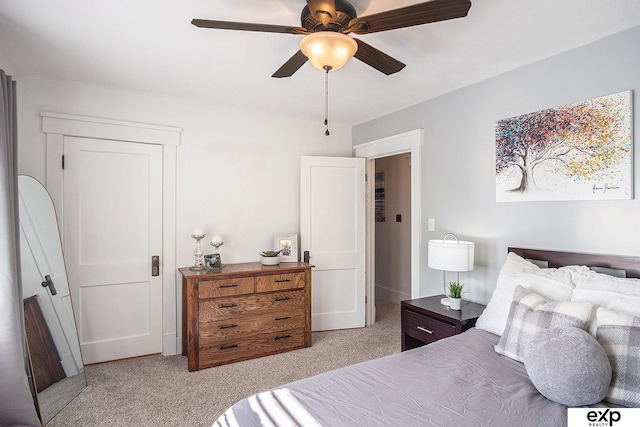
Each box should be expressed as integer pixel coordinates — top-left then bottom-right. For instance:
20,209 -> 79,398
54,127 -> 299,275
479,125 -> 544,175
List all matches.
401,295 -> 486,351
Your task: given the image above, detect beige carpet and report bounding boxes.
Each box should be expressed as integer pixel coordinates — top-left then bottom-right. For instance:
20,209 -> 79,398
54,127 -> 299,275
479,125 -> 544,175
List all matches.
47,303 -> 400,427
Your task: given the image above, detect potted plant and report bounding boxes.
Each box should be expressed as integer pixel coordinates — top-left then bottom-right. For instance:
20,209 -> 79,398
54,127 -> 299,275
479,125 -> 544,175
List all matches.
260,250 -> 281,266
447,282 -> 464,310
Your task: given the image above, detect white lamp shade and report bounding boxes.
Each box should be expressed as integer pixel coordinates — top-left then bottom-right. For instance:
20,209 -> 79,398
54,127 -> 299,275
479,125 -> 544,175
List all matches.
428,239 -> 474,272
299,32 -> 358,71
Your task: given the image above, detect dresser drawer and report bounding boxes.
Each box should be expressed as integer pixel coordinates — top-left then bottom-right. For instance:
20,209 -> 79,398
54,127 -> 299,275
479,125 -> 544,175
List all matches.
199,277 -> 254,299
256,272 -> 305,292
199,328 -> 306,368
199,290 -> 306,321
199,309 -> 306,342
403,309 -> 455,345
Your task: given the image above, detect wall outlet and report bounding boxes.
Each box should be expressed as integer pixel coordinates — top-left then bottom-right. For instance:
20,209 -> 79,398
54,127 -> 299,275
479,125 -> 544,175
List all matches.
428,218 -> 435,231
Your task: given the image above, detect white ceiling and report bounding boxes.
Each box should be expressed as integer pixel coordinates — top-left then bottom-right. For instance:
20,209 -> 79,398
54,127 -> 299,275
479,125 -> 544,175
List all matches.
1,0 -> 640,126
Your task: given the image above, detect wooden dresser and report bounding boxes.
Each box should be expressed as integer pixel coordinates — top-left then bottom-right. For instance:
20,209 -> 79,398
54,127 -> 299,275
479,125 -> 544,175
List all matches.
180,262 -> 312,371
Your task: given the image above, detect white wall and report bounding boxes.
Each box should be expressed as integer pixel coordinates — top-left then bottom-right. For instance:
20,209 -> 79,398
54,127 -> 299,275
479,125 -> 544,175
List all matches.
14,77 -> 354,353
354,25 -> 640,304
16,77 -> 353,266
0,50 -> 16,74
375,154 -> 411,303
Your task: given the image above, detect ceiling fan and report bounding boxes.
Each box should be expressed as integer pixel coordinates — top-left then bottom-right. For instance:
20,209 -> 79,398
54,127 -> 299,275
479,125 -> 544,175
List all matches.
192,0 -> 472,78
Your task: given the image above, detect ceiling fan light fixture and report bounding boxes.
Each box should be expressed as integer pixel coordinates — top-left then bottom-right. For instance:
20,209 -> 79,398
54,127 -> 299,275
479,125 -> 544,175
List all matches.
299,31 -> 358,72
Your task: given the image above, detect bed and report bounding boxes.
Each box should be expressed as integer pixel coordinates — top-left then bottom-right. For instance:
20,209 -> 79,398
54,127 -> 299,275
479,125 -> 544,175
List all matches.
213,248 -> 640,426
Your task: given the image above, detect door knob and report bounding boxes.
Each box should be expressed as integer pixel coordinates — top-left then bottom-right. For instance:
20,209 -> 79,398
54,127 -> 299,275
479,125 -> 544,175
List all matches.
152,256 -> 160,276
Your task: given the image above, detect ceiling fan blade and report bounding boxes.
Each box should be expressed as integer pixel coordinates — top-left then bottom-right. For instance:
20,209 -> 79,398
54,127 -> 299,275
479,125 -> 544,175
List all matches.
272,50 -> 309,78
353,39 -> 405,75
349,0 -> 471,34
306,0 -> 337,27
192,19 -> 307,35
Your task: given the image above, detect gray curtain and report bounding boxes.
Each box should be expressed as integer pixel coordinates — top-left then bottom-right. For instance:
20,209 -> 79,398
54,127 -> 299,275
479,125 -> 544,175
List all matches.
0,70 -> 40,426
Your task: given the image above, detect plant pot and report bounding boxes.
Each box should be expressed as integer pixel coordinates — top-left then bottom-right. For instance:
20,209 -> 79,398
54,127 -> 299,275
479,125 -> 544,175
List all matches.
260,256 -> 280,266
449,297 -> 462,310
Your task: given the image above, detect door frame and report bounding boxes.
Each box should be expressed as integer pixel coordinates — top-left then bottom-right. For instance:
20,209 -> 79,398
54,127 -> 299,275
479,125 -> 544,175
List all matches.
41,112 -> 182,356
354,129 -> 423,326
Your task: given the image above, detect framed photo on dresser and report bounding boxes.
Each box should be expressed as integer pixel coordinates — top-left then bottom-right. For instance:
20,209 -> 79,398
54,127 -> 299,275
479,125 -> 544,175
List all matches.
204,253 -> 222,271
274,233 -> 298,262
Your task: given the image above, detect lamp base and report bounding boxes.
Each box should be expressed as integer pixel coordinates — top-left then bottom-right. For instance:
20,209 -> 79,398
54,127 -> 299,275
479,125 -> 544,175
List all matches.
440,297 -> 450,307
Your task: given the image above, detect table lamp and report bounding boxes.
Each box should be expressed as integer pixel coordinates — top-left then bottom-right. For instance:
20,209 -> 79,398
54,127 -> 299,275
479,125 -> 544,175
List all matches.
428,233 -> 474,306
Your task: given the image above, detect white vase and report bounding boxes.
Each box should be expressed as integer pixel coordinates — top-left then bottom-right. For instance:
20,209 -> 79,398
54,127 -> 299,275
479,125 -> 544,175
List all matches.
449,297 -> 462,310
260,256 -> 280,266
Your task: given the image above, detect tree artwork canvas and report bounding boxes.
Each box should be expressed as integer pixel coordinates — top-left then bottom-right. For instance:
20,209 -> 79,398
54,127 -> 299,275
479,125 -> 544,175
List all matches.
495,91 -> 632,202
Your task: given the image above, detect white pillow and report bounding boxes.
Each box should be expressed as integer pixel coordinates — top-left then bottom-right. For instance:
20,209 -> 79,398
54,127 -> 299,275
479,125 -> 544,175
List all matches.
571,270 -> 640,335
495,285 -> 593,362
476,252 -> 589,336
596,307 -> 640,407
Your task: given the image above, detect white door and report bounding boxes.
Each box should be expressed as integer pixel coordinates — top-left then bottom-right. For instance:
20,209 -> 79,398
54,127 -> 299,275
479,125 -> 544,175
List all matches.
63,136 -> 163,363
301,156 -> 366,331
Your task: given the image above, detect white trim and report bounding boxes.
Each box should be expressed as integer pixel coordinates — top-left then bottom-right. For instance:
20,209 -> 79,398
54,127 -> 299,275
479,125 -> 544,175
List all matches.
43,113 -> 181,357
41,112 -> 181,146
162,143 -> 178,356
354,129 -> 423,326
353,129 -> 422,159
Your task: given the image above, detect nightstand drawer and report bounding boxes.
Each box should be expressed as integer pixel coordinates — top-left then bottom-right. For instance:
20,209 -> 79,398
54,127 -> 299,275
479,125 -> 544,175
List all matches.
404,309 -> 456,344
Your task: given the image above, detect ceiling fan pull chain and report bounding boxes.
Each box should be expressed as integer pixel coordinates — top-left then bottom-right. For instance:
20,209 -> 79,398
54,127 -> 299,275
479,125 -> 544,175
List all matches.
324,66 -> 331,136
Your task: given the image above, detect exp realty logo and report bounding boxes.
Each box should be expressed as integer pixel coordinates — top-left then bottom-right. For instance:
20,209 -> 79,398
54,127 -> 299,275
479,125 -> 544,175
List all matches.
586,409 -> 620,426
568,408 -> 640,427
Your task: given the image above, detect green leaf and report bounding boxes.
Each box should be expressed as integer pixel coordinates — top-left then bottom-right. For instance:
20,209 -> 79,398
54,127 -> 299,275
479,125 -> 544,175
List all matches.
260,250 -> 282,257
447,281 -> 464,298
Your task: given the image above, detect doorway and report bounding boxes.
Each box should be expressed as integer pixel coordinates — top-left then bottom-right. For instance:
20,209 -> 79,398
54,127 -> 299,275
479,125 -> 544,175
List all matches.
354,129 -> 423,326
42,112 -> 182,357
374,154 -> 412,305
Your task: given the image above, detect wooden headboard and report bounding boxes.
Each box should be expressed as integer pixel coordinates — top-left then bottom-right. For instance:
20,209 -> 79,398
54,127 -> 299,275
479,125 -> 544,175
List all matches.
508,247 -> 640,279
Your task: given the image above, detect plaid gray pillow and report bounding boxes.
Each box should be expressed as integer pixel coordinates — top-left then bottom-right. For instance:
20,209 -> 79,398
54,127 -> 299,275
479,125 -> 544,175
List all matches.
596,307 -> 640,407
495,285 -> 593,362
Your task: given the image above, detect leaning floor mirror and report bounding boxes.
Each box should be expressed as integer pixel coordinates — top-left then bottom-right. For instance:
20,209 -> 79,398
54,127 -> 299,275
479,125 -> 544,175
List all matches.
18,175 -> 86,424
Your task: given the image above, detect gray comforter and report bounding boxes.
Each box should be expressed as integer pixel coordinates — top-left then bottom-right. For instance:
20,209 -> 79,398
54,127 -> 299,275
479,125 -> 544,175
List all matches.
213,328 -> 567,426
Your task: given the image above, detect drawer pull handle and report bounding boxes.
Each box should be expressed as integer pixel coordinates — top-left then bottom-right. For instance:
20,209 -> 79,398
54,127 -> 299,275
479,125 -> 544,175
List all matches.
275,279 -> 291,283
417,326 -> 434,334
219,303 -> 237,309
219,284 -> 238,289
275,316 -> 291,321
220,344 -> 238,350
275,334 -> 292,340
275,297 -> 291,302
219,324 -> 238,329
